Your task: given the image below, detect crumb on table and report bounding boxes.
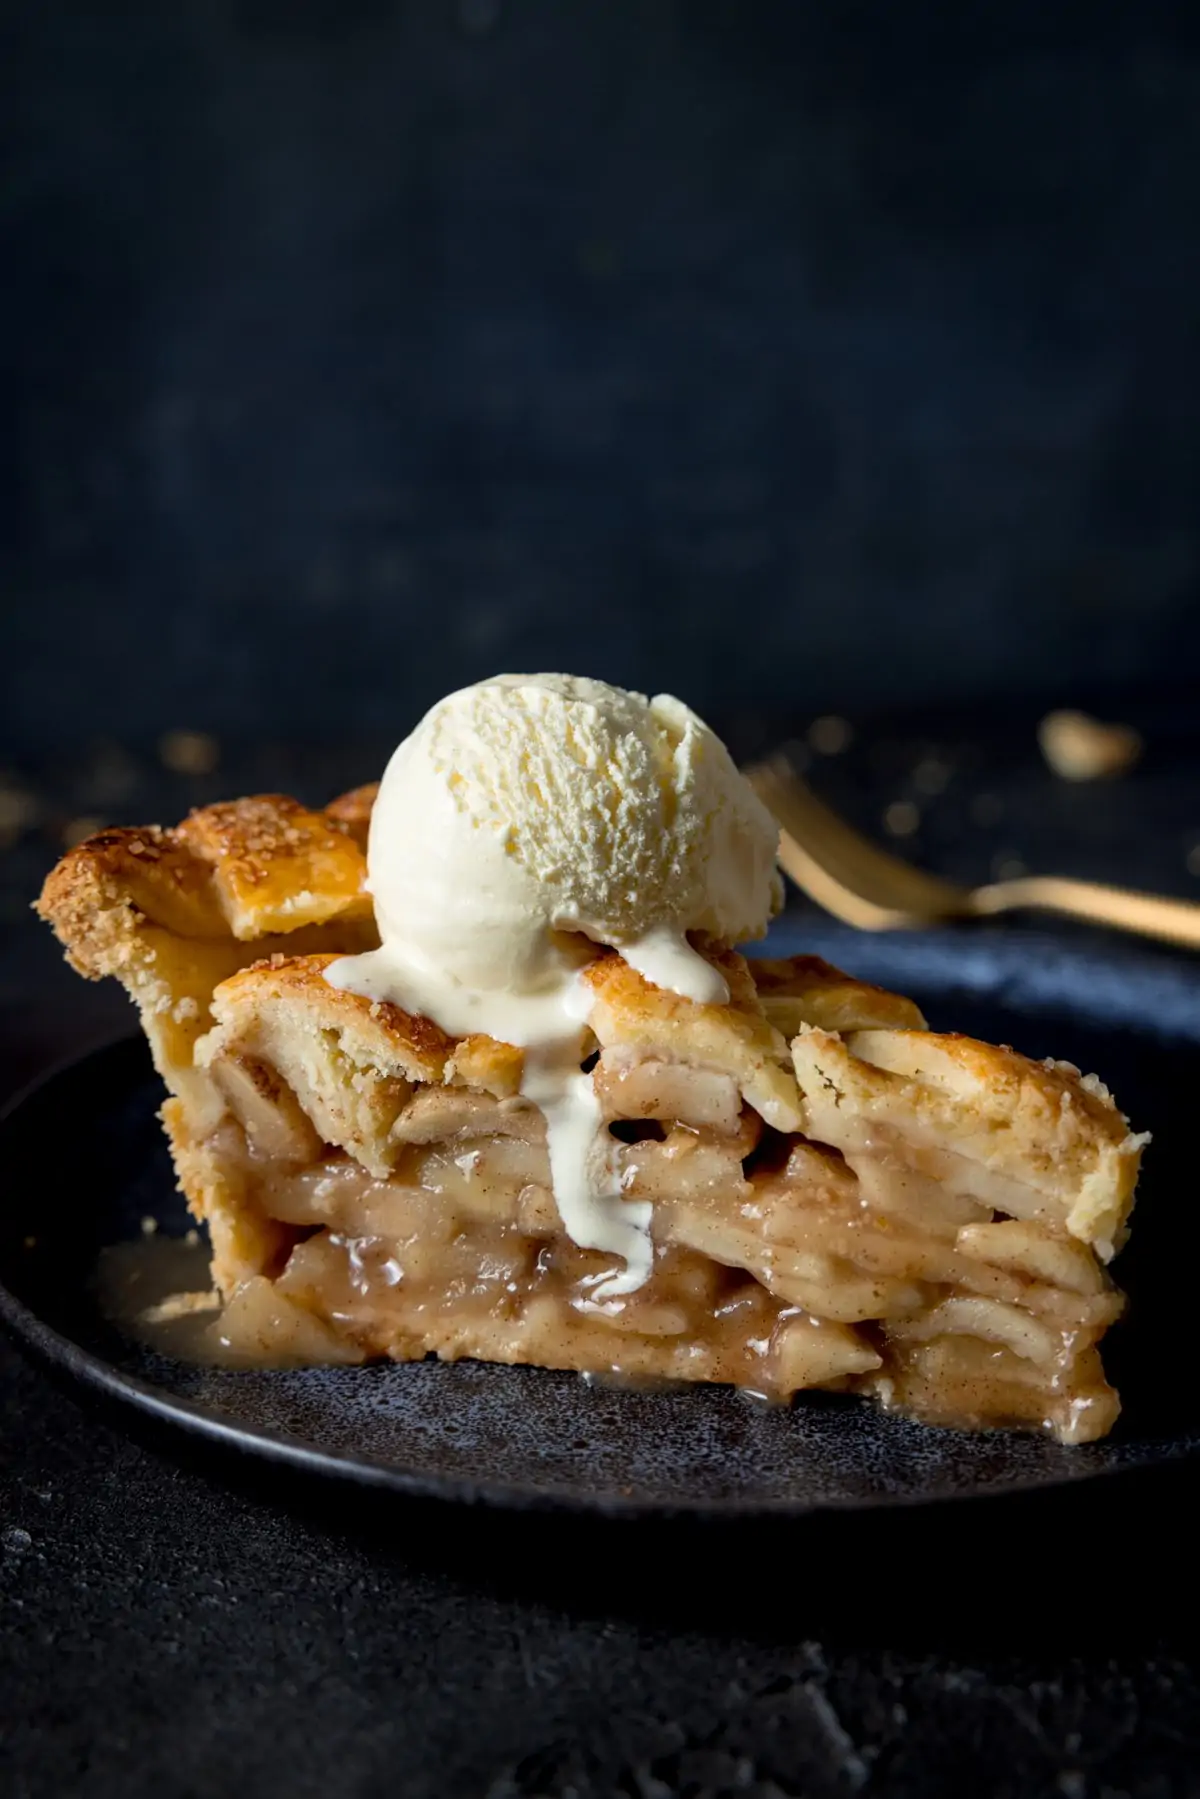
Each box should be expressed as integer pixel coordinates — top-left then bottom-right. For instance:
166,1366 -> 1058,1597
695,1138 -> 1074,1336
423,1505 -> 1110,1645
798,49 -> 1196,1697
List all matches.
1038,711 -> 1142,781
139,1290 -> 222,1326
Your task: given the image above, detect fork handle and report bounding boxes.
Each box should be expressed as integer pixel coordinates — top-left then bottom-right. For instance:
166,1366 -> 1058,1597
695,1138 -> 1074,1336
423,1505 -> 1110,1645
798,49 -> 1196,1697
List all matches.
971,875 -> 1200,950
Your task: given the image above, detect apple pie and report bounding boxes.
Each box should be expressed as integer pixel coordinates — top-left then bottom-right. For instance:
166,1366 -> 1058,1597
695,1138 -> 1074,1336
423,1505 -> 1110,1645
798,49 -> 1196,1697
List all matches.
38,787 -> 1147,1443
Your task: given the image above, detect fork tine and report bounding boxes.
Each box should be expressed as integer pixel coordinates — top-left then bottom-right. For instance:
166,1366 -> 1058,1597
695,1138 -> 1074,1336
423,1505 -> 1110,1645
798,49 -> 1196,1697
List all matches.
746,754 -> 965,928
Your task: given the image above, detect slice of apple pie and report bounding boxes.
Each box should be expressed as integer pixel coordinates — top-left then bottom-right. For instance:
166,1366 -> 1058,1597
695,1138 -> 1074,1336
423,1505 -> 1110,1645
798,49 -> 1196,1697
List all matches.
39,786 -> 1145,1443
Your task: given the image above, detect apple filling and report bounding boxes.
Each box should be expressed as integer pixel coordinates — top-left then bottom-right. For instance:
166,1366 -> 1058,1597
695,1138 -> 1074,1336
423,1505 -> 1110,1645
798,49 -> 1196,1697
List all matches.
167,1043 -> 1123,1443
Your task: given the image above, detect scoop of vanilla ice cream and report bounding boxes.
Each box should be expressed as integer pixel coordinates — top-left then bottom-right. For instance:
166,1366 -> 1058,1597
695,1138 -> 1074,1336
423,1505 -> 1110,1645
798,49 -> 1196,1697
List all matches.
325,674 -> 782,1298
363,674 -> 781,1003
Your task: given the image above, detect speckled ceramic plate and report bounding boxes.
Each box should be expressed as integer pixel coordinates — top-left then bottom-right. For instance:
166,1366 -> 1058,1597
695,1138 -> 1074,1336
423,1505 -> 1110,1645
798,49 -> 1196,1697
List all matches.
3,921 -> 1199,1516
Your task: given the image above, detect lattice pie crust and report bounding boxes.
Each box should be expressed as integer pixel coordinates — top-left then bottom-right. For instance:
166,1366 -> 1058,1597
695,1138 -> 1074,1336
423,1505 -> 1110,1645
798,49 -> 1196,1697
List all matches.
38,788 -> 1146,1442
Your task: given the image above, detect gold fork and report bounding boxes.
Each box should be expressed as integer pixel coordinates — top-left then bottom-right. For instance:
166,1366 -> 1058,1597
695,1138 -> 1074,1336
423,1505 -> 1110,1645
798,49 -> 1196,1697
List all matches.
746,753 -> 1200,950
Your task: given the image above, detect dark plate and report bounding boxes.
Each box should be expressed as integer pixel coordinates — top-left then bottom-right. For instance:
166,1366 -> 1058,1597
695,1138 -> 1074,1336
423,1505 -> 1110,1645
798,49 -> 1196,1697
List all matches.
3,921 -> 1199,1517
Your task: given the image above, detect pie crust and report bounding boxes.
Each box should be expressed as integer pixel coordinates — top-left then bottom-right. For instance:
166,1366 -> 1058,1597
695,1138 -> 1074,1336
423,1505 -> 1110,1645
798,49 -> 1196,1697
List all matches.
38,789 -> 1147,1442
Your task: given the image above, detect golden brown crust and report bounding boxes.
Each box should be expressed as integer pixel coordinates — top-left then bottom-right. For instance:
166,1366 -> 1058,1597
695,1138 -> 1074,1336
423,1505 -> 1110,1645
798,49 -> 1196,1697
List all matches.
37,825 -> 230,962
38,794 -> 374,956
207,953 -> 455,1085
37,825 -> 272,1127
200,954 -> 454,1176
750,953 -> 928,1034
176,796 -> 370,939
36,795 -> 381,1126
581,945 -> 804,1132
792,1025 -> 1146,1258
444,1033 -> 526,1099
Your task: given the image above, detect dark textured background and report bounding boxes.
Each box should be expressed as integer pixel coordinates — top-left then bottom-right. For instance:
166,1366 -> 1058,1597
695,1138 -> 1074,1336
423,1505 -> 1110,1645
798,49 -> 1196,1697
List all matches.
3,0 -> 1200,753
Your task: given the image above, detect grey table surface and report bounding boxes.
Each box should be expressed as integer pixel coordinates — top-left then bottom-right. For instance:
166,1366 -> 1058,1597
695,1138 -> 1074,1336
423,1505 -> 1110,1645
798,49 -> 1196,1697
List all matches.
3,711 -> 1200,1798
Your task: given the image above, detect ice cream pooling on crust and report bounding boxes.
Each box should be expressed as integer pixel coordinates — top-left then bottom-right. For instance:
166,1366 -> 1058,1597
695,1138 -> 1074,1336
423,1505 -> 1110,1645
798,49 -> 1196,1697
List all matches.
325,675 -> 781,1298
